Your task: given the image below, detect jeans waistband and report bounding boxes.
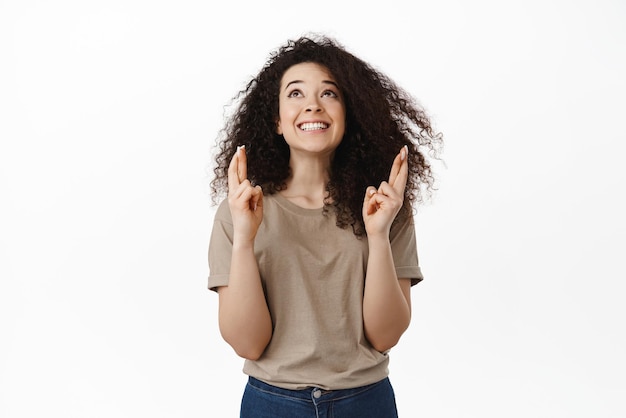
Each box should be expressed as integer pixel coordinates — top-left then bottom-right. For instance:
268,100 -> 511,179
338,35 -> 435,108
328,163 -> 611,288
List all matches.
247,376 -> 388,403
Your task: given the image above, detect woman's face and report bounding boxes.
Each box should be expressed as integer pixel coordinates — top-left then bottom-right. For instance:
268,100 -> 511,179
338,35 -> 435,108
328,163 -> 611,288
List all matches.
276,62 -> 346,158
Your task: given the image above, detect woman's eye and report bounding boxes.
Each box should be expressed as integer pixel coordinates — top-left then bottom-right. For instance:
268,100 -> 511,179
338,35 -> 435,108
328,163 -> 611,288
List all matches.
322,90 -> 338,98
287,90 -> 302,98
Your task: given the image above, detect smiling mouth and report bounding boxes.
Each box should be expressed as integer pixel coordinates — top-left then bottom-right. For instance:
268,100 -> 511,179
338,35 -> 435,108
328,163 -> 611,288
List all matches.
299,122 -> 328,131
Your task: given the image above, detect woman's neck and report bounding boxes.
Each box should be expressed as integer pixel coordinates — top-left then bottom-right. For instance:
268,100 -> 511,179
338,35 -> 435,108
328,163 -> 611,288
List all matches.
280,154 -> 331,209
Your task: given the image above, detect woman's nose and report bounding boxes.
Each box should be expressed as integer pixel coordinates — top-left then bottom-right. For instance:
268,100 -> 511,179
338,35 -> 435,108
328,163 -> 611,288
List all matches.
305,98 -> 322,112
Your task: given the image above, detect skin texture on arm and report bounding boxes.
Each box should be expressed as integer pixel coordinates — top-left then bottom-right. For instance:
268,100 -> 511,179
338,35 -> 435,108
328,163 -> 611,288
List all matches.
362,146 -> 413,352
217,146 -> 272,360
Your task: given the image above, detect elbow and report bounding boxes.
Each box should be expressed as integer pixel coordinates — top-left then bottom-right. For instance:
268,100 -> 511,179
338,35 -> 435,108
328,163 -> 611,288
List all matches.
221,329 -> 270,361
219,315 -> 272,361
369,336 -> 401,353
230,337 -> 269,360
365,319 -> 410,353
233,346 -> 265,361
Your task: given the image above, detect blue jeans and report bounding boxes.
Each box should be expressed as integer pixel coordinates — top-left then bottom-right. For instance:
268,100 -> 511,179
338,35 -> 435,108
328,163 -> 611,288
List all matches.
240,376 -> 399,418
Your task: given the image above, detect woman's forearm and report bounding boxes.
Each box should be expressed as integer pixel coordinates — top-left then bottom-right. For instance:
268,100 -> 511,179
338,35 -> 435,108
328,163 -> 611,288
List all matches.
363,234 -> 411,352
218,242 -> 272,360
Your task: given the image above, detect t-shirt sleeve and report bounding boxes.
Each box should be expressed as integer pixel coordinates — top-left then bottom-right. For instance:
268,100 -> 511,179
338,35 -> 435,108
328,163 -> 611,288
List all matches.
207,200 -> 233,292
390,211 -> 423,286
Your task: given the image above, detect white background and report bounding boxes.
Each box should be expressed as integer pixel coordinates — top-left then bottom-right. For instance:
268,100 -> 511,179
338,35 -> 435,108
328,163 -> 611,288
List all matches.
1,0 -> 625,417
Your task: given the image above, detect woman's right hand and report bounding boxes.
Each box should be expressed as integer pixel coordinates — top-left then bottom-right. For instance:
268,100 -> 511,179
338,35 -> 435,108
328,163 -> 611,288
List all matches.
227,145 -> 264,244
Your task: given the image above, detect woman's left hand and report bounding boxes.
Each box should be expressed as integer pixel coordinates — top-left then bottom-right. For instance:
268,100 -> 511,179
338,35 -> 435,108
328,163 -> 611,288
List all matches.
362,146 -> 408,237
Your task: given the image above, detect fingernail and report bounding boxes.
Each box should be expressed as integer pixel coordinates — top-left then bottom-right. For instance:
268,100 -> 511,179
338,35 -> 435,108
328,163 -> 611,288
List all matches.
369,189 -> 376,196
237,145 -> 245,154
401,145 -> 408,161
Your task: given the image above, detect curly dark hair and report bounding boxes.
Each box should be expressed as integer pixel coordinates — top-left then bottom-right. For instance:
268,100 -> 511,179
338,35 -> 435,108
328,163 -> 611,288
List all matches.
211,34 -> 443,236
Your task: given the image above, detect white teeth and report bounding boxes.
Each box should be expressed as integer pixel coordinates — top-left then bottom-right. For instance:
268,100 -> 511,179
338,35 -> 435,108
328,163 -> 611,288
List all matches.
299,122 -> 328,131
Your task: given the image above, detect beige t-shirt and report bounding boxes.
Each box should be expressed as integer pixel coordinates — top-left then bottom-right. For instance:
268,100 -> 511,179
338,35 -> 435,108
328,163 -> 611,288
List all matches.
208,193 -> 422,390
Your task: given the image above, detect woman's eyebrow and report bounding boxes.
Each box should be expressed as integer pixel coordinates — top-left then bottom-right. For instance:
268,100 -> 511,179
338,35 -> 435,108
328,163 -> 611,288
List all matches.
283,80 -> 339,91
284,80 -> 303,91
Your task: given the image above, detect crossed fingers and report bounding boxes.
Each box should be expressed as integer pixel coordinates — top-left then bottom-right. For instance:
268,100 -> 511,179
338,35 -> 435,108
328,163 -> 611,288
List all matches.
227,145 -> 263,211
363,145 -> 409,224
367,145 -> 409,198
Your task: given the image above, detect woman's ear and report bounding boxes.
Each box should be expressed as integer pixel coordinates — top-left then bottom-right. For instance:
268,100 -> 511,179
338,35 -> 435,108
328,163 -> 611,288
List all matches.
276,120 -> 282,135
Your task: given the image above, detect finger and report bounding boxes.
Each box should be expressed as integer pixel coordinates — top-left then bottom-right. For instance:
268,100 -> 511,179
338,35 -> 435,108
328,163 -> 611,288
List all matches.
250,185 -> 263,211
365,193 -> 379,215
364,186 -> 377,203
387,146 -> 406,186
230,179 -> 253,201
363,186 -> 375,216
367,192 -> 395,216
387,154 -> 402,188
377,181 -> 394,197
237,145 -> 247,183
364,187 -> 382,215
390,146 -> 408,196
227,149 -> 241,192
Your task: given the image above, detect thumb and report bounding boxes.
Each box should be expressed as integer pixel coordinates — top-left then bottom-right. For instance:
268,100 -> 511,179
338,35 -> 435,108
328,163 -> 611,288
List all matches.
250,185 -> 263,211
364,186 -> 377,203
363,186 -> 378,215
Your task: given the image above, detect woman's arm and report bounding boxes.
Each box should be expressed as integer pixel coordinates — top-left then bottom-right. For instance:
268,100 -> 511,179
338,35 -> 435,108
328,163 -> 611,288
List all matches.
217,243 -> 272,360
362,146 -> 412,352
217,146 -> 272,360
362,236 -> 412,352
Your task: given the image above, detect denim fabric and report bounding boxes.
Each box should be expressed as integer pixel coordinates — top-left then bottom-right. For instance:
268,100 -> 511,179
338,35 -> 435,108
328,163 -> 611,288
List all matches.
240,376 -> 399,418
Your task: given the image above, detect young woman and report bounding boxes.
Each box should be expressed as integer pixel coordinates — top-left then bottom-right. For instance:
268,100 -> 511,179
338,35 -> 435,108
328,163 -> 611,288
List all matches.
208,34 -> 442,417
